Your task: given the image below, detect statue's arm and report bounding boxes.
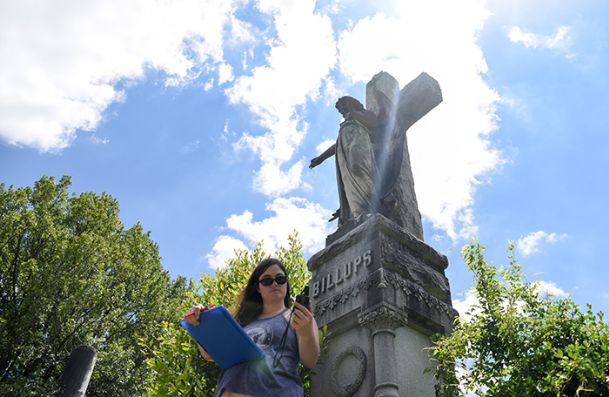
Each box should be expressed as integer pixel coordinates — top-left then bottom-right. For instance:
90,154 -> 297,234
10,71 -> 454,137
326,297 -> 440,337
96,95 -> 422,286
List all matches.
309,143 -> 336,169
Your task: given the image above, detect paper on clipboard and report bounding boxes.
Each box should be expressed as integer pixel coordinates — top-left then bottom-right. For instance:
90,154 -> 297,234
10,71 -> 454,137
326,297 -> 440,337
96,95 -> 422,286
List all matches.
179,305 -> 264,369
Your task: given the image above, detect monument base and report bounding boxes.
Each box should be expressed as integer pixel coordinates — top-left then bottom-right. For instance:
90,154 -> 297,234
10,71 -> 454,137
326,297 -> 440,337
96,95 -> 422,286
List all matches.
308,214 -> 457,397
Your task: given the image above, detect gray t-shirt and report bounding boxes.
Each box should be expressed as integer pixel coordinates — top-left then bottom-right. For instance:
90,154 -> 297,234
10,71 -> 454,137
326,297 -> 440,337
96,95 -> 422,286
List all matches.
214,310 -> 303,397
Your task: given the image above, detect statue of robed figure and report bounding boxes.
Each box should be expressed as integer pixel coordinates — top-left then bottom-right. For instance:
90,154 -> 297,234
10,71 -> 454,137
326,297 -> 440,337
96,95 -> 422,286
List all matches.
310,71 -> 442,240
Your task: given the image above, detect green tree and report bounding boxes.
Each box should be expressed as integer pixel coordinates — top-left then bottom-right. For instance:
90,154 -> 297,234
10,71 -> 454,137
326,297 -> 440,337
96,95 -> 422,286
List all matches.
431,241 -> 609,397
142,233 -> 323,396
0,176 -> 185,396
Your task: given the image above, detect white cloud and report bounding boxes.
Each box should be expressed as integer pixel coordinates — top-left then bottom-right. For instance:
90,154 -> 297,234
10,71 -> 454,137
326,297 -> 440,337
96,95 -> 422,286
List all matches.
453,289 -> 480,322
336,0 -> 501,239
206,197 -> 332,270
509,25 -> 573,52
533,280 -> 568,298
206,235 -> 248,270
315,139 -> 336,154
321,77 -> 342,104
0,0 -> 238,151
218,63 -> 234,85
226,14 -> 255,46
454,280 -> 568,322
517,230 -> 567,256
90,136 -> 109,145
223,196 -> 333,257
226,0 -> 336,197
203,78 -> 215,91
254,161 -> 305,196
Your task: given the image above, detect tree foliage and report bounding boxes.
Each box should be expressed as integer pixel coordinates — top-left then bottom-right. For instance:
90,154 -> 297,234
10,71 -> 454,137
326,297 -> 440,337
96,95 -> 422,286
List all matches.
431,241 -> 609,397
0,176 -> 186,396
141,234 -> 322,396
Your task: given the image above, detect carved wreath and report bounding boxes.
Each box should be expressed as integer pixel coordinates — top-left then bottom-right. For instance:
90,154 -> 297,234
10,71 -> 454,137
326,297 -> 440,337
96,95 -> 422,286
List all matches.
330,346 -> 367,397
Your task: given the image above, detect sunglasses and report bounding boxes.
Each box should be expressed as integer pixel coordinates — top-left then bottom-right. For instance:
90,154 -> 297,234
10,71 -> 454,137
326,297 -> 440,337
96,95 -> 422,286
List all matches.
258,275 -> 288,287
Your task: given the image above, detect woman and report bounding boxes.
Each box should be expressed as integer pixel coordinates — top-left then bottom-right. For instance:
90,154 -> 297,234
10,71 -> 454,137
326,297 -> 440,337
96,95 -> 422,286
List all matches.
184,258 -> 320,397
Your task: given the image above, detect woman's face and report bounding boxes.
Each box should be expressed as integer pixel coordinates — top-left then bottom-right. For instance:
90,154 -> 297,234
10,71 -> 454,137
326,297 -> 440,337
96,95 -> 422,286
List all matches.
256,264 -> 288,305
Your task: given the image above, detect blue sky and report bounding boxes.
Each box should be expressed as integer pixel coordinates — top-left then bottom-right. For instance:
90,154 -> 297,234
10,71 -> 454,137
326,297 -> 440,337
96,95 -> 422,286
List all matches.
1,0 -> 608,316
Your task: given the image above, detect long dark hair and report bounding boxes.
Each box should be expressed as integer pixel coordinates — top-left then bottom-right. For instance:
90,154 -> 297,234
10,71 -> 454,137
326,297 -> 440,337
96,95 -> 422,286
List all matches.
234,258 -> 291,327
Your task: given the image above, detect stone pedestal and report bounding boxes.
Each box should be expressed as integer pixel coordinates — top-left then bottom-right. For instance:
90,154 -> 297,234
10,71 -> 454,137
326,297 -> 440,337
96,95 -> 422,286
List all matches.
308,214 -> 457,397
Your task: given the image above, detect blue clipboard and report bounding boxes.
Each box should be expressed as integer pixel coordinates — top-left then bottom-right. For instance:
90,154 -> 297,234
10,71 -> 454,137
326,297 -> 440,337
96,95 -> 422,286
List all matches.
179,306 -> 264,369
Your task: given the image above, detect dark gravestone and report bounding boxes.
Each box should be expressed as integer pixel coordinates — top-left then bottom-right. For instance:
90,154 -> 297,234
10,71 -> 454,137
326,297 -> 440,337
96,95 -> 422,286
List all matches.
308,72 -> 456,397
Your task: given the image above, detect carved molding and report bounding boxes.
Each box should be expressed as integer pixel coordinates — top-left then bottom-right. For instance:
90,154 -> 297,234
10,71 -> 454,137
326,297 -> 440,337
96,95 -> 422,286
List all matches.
358,306 -> 408,330
330,346 -> 367,397
314,273 -> 375,316
313,270 -> 456,320
384,272 -> 455,317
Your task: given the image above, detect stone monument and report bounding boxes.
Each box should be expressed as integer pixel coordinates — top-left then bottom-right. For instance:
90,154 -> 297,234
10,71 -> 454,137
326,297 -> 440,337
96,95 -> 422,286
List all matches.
308,71 -> 457,397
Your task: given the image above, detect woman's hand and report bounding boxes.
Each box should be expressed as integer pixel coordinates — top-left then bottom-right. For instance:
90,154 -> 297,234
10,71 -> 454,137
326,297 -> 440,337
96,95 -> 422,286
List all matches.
291,302 -> 315,336
291,302 -> 320,368
183,304 -> 215,326
184,304 -> 216,361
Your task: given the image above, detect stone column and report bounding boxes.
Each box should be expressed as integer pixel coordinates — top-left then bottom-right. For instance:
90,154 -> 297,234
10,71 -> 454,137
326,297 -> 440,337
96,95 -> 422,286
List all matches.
358,305 -> 408,397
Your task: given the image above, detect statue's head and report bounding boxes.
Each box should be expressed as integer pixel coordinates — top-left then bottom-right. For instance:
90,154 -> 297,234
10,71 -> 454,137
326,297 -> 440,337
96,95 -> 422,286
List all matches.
335,96 -> 364,116
366,71 -> 399,118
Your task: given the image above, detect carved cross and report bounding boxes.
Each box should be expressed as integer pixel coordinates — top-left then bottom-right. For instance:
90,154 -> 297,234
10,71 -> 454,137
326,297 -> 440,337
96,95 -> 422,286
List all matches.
394,72 -> 443,136
367,72 -> 443,199
367,72 -> 442,140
